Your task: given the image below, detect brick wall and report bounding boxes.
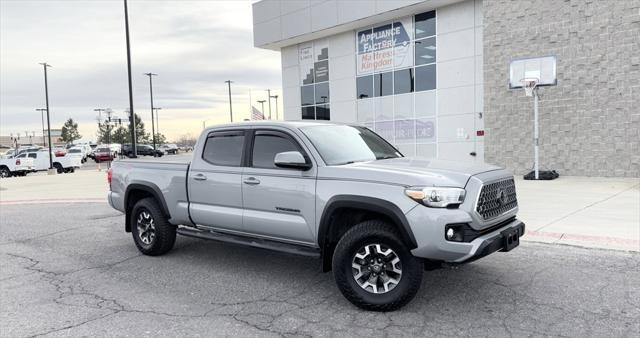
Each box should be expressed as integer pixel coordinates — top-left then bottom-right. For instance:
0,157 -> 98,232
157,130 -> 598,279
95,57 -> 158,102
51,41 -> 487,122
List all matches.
483,0 -> 639,177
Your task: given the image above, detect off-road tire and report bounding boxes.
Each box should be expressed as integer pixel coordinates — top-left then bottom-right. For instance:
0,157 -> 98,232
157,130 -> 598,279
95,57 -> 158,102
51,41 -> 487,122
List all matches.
332,220 -> 423,311
131,197 -> 176,256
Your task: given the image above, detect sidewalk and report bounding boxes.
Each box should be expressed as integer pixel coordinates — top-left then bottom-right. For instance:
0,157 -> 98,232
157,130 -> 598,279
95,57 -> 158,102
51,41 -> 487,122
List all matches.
1,171 -> 638,251
516,176 -> 639,251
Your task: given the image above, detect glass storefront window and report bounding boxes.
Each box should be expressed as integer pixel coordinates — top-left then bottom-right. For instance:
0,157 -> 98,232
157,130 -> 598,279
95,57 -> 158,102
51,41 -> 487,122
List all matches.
301,85 -> 315,106
316,104 -> 330,120
357,75 -> 373,99
374,72 -> 393,97
315,82 -> 330,104
394,68 -> 414,94
415,37 -> 436,66
415,11 -> 436,39
415,64 -> 436,92
301,106 -> 315,120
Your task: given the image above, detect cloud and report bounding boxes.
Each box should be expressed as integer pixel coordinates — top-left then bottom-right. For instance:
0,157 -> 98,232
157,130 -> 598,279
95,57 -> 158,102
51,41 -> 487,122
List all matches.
0,0 -> 282,142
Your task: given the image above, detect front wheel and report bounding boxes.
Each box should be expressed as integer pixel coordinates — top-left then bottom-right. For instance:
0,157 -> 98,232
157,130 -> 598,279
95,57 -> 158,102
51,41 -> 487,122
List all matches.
332,220 -> 423,311
131,197 -> 176,256
0,167 -> 11,178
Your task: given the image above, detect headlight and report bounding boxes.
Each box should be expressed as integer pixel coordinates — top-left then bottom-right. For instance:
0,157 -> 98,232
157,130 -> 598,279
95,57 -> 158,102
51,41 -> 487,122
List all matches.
405,187 -> 466,208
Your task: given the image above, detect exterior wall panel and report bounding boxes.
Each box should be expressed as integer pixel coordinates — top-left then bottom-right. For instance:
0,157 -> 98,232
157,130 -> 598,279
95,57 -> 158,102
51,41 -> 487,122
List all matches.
483,0 -> 640,177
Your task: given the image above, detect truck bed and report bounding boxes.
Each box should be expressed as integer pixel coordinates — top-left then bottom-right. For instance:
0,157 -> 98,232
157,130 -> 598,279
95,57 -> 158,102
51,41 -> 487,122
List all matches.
108,158 -> 192,226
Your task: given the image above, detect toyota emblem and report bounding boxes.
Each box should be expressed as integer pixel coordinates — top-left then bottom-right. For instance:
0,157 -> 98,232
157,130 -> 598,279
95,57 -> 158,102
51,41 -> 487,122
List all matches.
496,189 -> 508,205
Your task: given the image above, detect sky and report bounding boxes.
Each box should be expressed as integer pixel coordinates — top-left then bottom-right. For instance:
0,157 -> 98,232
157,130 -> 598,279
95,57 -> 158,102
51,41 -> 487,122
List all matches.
0,0 -> 282,142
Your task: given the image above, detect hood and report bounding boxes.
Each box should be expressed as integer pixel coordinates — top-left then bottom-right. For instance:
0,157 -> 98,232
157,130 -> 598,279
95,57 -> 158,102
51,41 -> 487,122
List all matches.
318,157 -> 502,187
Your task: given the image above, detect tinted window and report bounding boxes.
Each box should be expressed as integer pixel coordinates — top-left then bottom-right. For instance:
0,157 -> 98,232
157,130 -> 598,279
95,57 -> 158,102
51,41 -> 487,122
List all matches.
356,75 -> 373,99
202,132 -> 245,167
28,153 -> 37,158
415,37 -> 436,66
374,72 -> 393,97
415,11 -> 436,39
301,85 -> 314,106
252,133 -> 300,169
415,64 -> 436,91
314,82 -> 330,104
394,68 -> 414,94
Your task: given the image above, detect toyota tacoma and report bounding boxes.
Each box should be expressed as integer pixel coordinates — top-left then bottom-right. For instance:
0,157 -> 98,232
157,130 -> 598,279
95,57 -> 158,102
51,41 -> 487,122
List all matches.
108,121 -> 524,311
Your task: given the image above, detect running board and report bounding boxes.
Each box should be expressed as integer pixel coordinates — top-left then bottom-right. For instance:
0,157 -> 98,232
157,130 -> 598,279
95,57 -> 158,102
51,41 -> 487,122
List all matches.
176,227 -> 320,258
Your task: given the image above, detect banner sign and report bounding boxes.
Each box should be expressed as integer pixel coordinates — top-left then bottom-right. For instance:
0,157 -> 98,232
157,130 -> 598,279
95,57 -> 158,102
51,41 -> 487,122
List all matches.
357,17 -> 413,75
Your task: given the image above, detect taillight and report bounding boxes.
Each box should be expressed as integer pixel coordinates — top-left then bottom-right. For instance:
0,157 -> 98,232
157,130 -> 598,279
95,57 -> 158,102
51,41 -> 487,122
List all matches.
15,159 -> 20,165
107,168 -> 113,187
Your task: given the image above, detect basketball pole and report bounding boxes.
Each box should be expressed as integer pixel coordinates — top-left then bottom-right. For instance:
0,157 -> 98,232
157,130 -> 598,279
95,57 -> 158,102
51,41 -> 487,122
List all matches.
534,88 -> 539,180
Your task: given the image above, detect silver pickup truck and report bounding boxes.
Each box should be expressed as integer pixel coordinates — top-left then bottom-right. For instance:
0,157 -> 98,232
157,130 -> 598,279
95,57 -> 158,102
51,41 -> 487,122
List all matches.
108,121 -> 524,311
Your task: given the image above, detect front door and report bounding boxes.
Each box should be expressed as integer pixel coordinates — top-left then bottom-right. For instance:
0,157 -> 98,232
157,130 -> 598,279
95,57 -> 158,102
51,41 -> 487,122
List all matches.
242,129 -> 317,245
188,130 -> 246,231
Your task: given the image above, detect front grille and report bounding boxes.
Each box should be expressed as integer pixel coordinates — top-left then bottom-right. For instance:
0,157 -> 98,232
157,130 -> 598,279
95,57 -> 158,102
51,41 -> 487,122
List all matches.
476,178 -> 518,221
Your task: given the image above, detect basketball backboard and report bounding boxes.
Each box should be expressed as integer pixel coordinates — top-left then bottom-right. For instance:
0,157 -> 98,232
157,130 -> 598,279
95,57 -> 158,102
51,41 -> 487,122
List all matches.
509,56 -> 556,88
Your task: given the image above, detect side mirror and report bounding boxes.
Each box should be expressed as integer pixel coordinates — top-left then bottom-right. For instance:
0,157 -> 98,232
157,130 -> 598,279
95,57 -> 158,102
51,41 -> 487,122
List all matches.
274,151 -> 311,170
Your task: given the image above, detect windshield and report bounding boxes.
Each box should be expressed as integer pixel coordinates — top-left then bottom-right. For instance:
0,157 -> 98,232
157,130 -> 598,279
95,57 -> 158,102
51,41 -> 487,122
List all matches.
68,149 -> 81,153
97,148 -> 110,152
300,125 -> 402,165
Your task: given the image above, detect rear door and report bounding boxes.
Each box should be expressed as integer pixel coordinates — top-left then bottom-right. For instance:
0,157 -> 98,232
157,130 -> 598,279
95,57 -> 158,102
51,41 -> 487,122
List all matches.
188,130 -> 246,231
241,129 -> 317,245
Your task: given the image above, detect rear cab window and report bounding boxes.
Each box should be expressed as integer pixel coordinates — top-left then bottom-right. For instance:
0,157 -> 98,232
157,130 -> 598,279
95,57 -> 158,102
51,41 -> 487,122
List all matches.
202,130 -> 245,167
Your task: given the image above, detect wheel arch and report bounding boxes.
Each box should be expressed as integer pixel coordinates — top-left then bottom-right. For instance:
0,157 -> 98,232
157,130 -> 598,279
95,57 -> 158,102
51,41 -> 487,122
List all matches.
124,183 -> 171,232
318,195 -> 418,272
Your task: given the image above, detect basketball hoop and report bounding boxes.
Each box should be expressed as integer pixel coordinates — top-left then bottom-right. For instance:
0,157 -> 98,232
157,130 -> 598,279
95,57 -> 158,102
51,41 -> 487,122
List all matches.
520,77 -> 539,97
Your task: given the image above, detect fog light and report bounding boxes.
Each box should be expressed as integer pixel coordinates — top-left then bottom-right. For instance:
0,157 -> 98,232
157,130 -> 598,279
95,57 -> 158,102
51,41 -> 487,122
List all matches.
446,228 -> 455,240
444,224 -> 465,242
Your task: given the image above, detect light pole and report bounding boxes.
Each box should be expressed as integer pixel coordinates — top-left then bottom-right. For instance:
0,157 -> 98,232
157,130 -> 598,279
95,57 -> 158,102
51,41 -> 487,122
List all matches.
124,0 -> 137,158
225,80 -> 233,122
144,72 -> 158,153
270,94 -> 279,120
266,89 -> 272,119
153,107 -> 162,135
39,62 -> 53,171
257,100 -> 266,118
36,109 -> 47,146
94,108 -> 106,143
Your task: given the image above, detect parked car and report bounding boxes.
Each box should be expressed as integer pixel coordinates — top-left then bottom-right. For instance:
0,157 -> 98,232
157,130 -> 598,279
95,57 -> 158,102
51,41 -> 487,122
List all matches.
122,144 -> 164,157
53,146 -> 67,157
16,150 -> 82,173
94,147 -> 114,162
66,147 -> 87,163
0,157 -> 34,178
108,121 -> 524,311
159,144 -> 178,155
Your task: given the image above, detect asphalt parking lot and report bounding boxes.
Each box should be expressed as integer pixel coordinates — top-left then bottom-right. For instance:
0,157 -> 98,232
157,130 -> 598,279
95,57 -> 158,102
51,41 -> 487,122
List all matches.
1,202 -> 638,337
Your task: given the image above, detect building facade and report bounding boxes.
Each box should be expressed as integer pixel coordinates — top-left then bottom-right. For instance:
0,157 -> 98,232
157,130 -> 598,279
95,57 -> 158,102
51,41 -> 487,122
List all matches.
253,0 -> 639,177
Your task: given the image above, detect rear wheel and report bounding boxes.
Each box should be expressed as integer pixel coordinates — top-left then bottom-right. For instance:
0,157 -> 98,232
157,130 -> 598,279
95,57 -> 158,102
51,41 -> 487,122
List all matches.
131,197 -> 176,256
332,220 -> 423,311
53,163 -> 63,174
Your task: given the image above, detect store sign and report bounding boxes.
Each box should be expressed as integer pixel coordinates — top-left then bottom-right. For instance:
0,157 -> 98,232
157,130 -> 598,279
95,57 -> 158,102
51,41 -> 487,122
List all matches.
357,18 -> 413,75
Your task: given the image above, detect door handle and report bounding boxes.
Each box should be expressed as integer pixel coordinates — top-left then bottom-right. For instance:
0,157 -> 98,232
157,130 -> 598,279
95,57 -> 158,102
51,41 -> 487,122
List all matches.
193,173 -> 207,181
243,177 -> 260,185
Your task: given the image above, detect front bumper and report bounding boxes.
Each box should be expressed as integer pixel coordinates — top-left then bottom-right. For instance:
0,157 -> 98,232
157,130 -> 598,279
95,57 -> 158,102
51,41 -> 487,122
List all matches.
406,204 -> 525,263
